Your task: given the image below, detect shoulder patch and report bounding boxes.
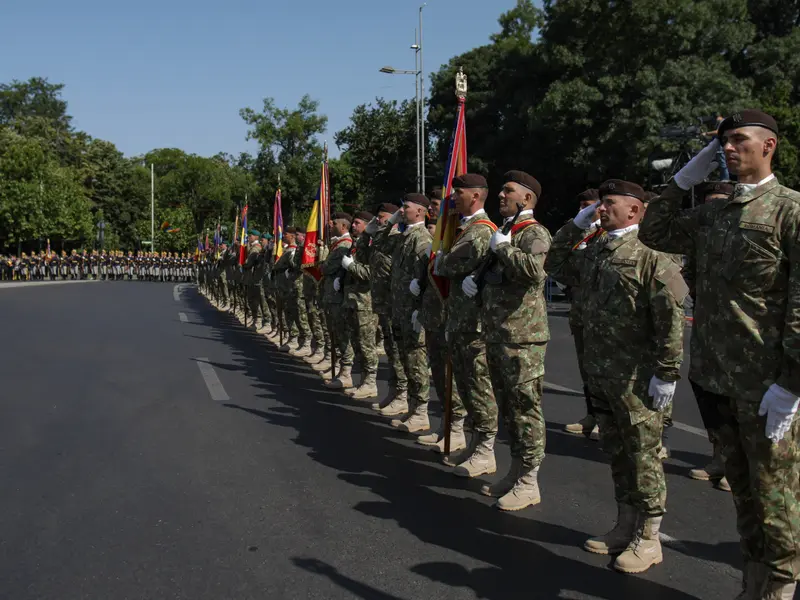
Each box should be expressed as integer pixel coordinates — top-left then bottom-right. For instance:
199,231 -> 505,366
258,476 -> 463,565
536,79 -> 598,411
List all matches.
739,222 -> 774,234
656,264 -> 689,301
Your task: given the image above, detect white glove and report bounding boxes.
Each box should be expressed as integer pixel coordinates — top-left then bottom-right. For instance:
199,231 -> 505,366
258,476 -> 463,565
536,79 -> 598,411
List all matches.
388,210 -> 402,225
365,218 -> 379,235
759,384 -> 800,443
341,254 -> 354,270
574,201 -> 601,229
462,275 -> 478,297
409,278 -> 421,297
284,270 -> 290,279
333,277 -> 341,292
491,229 -> 511,251
445,331 -> 450,343
674,139 -> 720,190
648,376 -> 676,412
433,251 -> 443,275
411,310 -> 422,333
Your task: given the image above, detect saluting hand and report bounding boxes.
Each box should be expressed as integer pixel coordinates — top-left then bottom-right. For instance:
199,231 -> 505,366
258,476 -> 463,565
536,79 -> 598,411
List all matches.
573,201 -> 601,229
674,139 -> 720,190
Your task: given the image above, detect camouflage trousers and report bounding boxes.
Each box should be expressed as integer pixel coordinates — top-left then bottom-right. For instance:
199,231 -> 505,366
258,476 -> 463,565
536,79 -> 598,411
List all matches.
347,309 -> 378,376
285,292 -> 310,344
589,376 -> 666,516
219,272 -> 229,303
326,304 -> 353,367
570,323 -> 593,417
305,295 -> 325,350
426,326 -> 465,418
448,332 -> 497,435
276,292 -> 298,341
392,313 -> 429,407
716,390 -> 800,581
247,284 -> 264,326
378,313 -> 406,391
487,342 -> 547,469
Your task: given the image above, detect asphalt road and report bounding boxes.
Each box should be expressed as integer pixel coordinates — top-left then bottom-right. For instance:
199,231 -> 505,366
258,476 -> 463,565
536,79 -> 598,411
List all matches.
0,281 -> 742,600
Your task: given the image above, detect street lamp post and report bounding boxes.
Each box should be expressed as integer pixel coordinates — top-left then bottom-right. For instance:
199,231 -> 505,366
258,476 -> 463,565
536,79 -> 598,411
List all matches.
379,64 -> 421,193
379,4 -> 427,194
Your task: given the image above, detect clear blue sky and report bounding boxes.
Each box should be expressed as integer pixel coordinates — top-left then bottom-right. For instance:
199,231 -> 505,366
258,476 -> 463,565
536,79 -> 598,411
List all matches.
1,0 -> 518,159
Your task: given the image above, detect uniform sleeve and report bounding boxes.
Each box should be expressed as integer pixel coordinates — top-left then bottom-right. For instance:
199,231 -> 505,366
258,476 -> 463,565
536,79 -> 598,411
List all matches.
494,225 -> 551,284
349,239 -> 371,281
438,227 -> 490,278
639,181 -> 698,255
648,255 -> 688,381
543,220 -> 586,287
778,217 -> 800,396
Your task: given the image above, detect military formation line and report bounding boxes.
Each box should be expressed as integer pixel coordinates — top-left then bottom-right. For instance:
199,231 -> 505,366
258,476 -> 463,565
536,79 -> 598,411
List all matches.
194,109 -> 797,600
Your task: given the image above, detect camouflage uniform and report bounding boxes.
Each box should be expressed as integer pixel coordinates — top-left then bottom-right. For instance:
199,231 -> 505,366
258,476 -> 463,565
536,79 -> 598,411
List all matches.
302,270 -> 324,351
387,222 -> 431,417
322,234 -> 354,372
244,240 -> 263,328
273,246 -> 302,345
344,232 -> 378,382
640,178 -> 800,584
480,215 -> 551,474
438,212 -> 499,456
546,221 -> 686,518
368,224 -> 407,404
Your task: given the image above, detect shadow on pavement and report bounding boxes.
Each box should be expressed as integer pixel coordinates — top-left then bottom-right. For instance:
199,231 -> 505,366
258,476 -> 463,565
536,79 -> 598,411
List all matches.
184,288 -> 706,600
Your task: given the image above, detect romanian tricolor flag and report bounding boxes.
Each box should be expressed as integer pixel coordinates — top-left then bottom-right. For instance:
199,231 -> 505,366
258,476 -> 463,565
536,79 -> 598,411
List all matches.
428,91 -> 468,300
272,188 -> 283,262
301,161 -> 327,281
238,204 -> 248,266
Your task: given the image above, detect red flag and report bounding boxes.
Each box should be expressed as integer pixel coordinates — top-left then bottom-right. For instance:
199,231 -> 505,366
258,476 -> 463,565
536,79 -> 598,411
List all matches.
428,95 -> 468,300
238,205 -> 248,266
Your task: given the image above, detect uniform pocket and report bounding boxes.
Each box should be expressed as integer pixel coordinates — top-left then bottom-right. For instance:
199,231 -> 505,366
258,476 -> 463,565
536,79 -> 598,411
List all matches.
721,235 -> 780,293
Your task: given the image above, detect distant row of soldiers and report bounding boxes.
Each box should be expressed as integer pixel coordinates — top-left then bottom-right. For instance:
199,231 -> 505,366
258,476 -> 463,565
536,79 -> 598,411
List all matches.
198,108 -> 800,599
0,250 -> 197,282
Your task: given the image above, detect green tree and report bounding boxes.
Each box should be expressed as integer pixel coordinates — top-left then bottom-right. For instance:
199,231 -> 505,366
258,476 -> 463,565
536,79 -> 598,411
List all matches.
334,98 -> 419,200
240,95 -> 327,224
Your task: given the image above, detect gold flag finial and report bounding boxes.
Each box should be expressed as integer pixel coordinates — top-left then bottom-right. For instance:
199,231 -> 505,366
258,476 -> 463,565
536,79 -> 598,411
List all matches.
455,67 -> 467,99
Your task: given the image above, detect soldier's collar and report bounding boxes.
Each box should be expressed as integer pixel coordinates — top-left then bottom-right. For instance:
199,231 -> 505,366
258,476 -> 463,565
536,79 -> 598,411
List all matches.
730,175 -> 778,204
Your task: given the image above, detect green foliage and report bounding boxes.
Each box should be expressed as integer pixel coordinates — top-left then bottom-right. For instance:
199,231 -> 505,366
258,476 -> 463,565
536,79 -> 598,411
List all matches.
240,95 -> 327,224
334,98 -> 419,201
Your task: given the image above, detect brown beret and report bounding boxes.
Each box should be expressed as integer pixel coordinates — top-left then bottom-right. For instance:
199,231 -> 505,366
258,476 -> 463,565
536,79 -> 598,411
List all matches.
284,226 -> 297,234
698,181 -> 735,196
452,173 -> 488,189
427,186 -> 443,200
296,225 -> 306,233
377,202 -> 399,214
355,211 -> 374,222
599,179 -> 646,201
718,109 -> 779,137
504,170 -> 541,198
404,193 -> 431,208
575,188 -> 600,203
332,212 -> 353,223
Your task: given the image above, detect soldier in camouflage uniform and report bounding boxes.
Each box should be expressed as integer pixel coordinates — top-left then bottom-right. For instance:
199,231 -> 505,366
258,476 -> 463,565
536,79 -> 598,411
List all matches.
287,228 -> 312,357
547,179 -> 687,574
378,195 -> 431,423
256,234 -> 273,333
321,213 -> 355,388
300,241 -> 325,362
564,189 -> 602,441
435,174 -> 499,477
640,110 -> 800,598
363,204 -> 407,411
244,231 -> 263,331
273,227 -> 303,352
462,171 -> 551,511
341,211 -> 379,398
310,241 -> 332,369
